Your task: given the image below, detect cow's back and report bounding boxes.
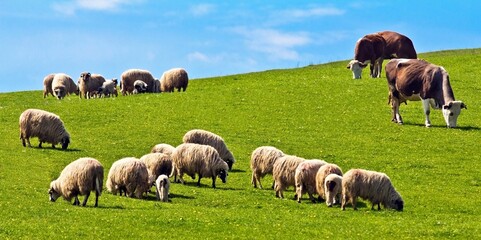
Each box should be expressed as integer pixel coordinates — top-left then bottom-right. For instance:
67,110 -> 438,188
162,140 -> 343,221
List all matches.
379,31 -> 417,59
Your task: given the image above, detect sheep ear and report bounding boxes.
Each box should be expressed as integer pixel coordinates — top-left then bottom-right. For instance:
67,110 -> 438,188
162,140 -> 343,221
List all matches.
461,103 -> 467,109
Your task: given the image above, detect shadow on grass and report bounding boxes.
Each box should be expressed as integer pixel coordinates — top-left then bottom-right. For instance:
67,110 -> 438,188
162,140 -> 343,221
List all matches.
229,169 -> 246,173
400,121 -> 480,131
27,146 -> 82,152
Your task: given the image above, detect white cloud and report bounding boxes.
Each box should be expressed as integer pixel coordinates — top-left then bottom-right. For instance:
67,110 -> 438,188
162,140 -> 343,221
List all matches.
52,0 -> 142,15
281,7 -> 345,18
189,3 -> 216,16
188,51 -> 210,62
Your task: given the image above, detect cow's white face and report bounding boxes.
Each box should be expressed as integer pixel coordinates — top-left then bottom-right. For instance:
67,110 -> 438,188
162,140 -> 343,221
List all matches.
442,101 -> 467,128
347,60 -> 367,79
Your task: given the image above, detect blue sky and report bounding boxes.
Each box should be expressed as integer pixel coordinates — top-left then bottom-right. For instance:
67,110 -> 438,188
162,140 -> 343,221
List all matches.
1,1 -> 480,93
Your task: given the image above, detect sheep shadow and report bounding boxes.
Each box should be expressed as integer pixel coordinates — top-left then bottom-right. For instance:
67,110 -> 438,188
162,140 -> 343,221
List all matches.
27,146 -> 82,152
229,169 -> 246,173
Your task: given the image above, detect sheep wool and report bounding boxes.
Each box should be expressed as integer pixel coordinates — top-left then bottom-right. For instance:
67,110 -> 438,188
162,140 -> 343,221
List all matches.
294,159 -> 327,203
341,169 -> 404,211
106,157 -> 150,199
51,73 -> 77,99
140,153 -> 173,186
98,79 -> 118,97
324,173 -> 342,207
120,69 -> 155,95
160,68 -> 189,92
19,109 -> 70,149
250,146 -> 285,189
272,155 -> 306,199
78,72 -> 106,99
315,163 -> 343,200
151,143 -> 175,155
43,73 -> 55,98
155,174 -> 170,202
49,157 -> 104,207
182,129 -> 235,170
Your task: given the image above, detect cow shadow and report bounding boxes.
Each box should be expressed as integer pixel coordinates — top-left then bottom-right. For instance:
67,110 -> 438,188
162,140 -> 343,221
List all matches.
402,122 -> 480,131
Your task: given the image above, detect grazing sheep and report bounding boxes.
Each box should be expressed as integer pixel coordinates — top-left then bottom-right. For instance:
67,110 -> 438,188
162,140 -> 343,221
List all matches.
132,80 -> 148,94
315,163 -> 343,201
48,157 -> 103,207
51,73 -> 78,99
250,146 -> 285,189
78,72 -> 106,99
153,78 -> 161,93
43,73 -> 55,98
324,174 -> 343,207
155,174 -> 170,202
97,78 -> 118,97
182,129 -> 235,170
295,159 -> 327,203
151,143 -> 175,155
172,143 -> 228,188
106,157 -> 150,199
272,155 -> 305,199
120,69 -> 155,95
140,153 -> 173,186
160,68 -> 189,92
341,169 -> 404,211
19,109 -> 70,149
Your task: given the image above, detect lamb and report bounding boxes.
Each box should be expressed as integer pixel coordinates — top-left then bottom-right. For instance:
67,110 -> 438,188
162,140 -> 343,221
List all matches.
19,109 -> 70,149
272,155 -> 305,199
151,143 -> 175,155
106,157 -> 150,199
250,146 -> 285,189
43,73 -> 55,98
155,174 -> 170,202
341,169 -> 404,211
294,159 -> 327,203
171,143 -> 228,188
48,157 -> 103,207
139,153 -> 174,186
160,68 -> 189,92
120,69 -> 155,95
132,80 -> 148,94
182,129 -> 235,170
324,173 -> 343,207
51,73 -> 78,99
315,163 -> 343,201
153,79 -> 161,93
78,72 -> 106,99
97,78 -> 118,97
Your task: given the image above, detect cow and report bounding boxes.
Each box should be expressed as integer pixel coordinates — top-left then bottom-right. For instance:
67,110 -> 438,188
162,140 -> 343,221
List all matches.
385,58 -> 466,128
347,33 -> 386,79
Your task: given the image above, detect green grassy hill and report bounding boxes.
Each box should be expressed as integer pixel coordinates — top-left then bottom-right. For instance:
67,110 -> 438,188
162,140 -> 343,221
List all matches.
1,48 -> 480,239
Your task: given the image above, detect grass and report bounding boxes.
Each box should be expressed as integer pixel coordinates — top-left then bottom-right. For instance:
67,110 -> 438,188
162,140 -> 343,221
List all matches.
1,48 -> 481,239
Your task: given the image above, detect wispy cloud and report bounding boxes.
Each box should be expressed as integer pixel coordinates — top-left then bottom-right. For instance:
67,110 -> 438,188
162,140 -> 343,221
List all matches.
189,3 -> 216,16
188,51 -> 210,62
281,6 -> 345,18
52,0 -> 142,15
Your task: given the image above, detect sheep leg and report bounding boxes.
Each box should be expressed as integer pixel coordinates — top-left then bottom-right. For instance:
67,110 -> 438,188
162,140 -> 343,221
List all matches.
73,196 -> 80,206
341,194 -> 348,210
377,203 -> 381,210
26,138 -> 32,147
211,176 -> 216,189
197,175 -> 202,187
308,192 -> 316,203
94,191 -> 99,207
82,192 -> 90,206
352,197 -> 358,210
38,141 -> 43,148
251,172 -> 258,188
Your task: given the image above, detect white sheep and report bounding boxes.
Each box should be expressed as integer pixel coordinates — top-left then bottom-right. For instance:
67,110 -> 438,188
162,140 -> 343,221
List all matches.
106,157 -> 150,199
49,157 -> 103,207
294,159 -> 327,203
132,80 -> 148,94
172,143 -> 228,188
155,174 -> 170,202
97,78 -> 118,97
19,109 -> 70,149
151,143 -> 175,155
341,169 -> 404,211
51,73 -> 78,99
324,173 -> 343,207
272,155 -> 305,199
43,73 -> 55,98
250,146 -> 285,189
78,72 -> 106,99
182,129 -> 235,170
315,163 -> 343,201
160,68 -> 189,92
140,153 -> 173,186
120,69 -> 155,95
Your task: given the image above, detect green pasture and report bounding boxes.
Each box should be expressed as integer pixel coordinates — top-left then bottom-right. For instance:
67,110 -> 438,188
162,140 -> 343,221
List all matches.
0,49 -> 480,239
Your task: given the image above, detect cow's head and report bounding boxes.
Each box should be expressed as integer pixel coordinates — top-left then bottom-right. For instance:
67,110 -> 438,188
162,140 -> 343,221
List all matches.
442,101 -> 467,128
347,60 -> 368,79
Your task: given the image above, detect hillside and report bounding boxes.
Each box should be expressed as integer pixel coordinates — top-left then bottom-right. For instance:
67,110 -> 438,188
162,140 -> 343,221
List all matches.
1,48 -> 480,239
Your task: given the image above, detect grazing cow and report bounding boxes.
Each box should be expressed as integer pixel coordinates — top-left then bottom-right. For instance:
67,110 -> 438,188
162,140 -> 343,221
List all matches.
347,33 -> 386,79
385,59 -> 466,128
378,31 -> 417,59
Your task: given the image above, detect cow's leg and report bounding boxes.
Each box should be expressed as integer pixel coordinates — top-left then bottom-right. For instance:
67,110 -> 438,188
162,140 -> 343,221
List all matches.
391,97 -> 403,124
375,58 -> 383,78
422,99 -> 432,127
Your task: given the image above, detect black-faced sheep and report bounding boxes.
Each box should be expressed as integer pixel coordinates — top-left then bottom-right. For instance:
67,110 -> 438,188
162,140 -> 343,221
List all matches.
160,68 -> 189,92
171,143 -> 228,188
151,143 -> 175,155
43,73 -> 55,98
97,78 -> 118,97
250,146 -> 285,189
78,72 -> 106,99
272,155 -> 305,199
324,173 -> 342,207
315,163 -> 343,201
341,169 -> 404,211
51,73 -> 78,99
19,109 -> 70,149
106,157 -> 150,199
120,69 -> 155,95
182,129 -> 235,170
140,153 -> 173,186
294,159 -> 327,203
132,80 -> 148,94
155,174 -> 170,202
49,157 -> 103,207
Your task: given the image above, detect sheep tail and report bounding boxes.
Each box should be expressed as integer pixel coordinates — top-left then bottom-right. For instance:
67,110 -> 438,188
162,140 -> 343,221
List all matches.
327,180 -> 337,192
95,175 -> 102,196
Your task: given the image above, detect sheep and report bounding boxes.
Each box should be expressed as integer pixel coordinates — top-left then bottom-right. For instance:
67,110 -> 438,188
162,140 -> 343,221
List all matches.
272,155 -> 305,199
151,143 -> 175,155
341,169 -> 404,211
139,153 -> 173,186
19,109 -> 70,149
51,73 -> 78,99
132,80 -> 148,94
315,163 -> 343,201
153,78 -> 161,93
120,69 -> 155,95
294,159 -> 327,203
182,129 -> 235,170
250,146 -> 285,189
43,73 -> 55,98
160,68 -> 189,92
171,143 -> 228,188
48,157 -> 103,207
155,174 -> 170,202
97,78 -> 118,97
324,173 -> 343,207
78,72 -> 106,99
106,157 -> 150,199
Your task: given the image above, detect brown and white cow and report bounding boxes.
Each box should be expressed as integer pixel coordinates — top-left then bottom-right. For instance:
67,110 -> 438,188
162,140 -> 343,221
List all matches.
385,59 -> 466,128
347,33 -> 386,79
